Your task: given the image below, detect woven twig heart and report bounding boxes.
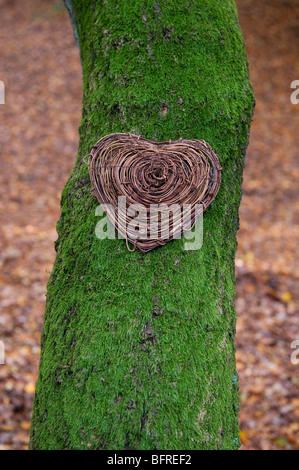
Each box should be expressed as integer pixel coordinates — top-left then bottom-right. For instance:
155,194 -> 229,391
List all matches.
86,133 -> 222,252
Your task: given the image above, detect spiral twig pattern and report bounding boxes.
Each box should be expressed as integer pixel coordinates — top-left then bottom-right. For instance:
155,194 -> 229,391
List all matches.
86,133 -> 222,252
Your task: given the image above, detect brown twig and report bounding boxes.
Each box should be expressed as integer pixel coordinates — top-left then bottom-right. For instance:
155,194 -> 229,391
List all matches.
86,133 -> 222,252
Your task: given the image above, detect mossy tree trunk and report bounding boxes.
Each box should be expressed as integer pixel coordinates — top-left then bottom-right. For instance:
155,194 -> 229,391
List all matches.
30,0 -> 254,450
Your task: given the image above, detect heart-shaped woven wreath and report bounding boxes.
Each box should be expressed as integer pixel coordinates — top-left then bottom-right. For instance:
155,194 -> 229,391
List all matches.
85,133 -> 222,252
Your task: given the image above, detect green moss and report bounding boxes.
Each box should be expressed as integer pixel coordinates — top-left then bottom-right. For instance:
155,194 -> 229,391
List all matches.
30,0 -> 254,450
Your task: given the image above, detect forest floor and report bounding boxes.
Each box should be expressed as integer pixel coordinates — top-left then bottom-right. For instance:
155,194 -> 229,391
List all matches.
0,0 -> 298,450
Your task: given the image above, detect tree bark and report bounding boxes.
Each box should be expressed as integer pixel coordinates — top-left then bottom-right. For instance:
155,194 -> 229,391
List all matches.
30,0 -> 254,450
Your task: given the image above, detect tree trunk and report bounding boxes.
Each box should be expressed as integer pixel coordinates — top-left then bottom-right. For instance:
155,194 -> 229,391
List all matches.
30,0 -> 254,450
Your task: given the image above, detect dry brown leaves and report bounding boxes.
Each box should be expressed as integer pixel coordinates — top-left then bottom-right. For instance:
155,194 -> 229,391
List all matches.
0,0 -> 81,449
236,0 -> 299,450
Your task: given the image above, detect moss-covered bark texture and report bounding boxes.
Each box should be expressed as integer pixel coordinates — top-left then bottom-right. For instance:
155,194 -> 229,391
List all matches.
30,0 -> 254,450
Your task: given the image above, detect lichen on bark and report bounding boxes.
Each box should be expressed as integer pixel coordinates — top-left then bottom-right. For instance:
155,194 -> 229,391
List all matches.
30,0 -> 254,450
